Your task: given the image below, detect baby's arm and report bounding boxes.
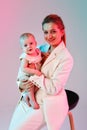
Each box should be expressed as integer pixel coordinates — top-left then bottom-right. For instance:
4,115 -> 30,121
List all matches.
21,58 -> 42,76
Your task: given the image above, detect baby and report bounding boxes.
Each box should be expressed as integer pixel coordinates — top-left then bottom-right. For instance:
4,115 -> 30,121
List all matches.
17,33 -> 43,109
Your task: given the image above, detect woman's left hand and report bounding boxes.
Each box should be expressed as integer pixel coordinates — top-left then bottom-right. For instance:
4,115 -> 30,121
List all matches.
19,80 -> 35,91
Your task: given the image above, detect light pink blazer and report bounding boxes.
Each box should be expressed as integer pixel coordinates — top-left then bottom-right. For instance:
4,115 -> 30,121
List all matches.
29,41 -> 74,129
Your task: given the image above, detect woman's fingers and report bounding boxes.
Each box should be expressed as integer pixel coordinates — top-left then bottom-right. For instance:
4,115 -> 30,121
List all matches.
20,80 -> 34,89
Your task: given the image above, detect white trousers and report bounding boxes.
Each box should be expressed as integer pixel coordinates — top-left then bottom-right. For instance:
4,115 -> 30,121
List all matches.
9,101 -> 47,130
9,89 -> 68,130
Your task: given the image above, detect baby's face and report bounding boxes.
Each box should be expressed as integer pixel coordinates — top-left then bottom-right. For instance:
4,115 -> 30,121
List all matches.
22,36 -> 37,55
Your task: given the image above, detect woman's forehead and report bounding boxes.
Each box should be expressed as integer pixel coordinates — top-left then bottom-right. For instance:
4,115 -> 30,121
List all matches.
43,22 -> 58,30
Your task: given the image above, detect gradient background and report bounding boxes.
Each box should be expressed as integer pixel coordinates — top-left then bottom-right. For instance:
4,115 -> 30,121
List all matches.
0,0 -> 87,130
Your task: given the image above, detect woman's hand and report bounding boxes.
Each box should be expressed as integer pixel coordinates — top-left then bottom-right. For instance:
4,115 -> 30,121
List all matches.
35,70 -> 42,76
19,80 -> 34,91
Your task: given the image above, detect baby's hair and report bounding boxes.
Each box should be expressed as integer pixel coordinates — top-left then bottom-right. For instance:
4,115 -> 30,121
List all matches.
19,33 -> 35,46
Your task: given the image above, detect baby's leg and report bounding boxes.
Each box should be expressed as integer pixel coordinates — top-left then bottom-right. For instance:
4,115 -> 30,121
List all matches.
28,86 -> 39,109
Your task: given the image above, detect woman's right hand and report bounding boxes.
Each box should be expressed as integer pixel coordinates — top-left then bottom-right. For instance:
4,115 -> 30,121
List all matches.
35,70 -> 42,76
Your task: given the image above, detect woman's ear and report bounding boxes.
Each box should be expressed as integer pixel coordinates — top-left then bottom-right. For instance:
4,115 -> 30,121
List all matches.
35,41 -> 37,46
61,29 -> 66,46
61,29 -> 65,37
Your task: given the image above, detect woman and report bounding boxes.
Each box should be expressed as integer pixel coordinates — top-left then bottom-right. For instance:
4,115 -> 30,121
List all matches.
9,14 -> 73,130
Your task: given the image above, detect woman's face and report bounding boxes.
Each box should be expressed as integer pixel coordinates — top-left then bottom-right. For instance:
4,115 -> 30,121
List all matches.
42,22 -> 64,47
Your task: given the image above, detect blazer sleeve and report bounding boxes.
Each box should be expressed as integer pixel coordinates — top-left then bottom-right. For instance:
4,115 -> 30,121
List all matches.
45,56 -> 73,95
29,53 -> 74,95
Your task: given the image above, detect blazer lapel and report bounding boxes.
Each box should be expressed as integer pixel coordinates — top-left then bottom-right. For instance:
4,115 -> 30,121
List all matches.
42,52 -> 56,68
42,41 -> 65,68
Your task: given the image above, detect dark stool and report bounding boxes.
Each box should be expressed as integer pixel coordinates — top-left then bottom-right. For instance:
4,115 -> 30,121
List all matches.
65,89 -> 79,130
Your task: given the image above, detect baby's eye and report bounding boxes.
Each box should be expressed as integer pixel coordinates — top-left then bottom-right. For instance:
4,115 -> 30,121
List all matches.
24,44 -> 27,47
51,30 -> 56,34
30,42 -> 33,45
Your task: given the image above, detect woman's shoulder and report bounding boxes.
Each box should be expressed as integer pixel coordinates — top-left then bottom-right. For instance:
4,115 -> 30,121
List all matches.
62,47 -> 74,66
64,47 -> 73,60
56,42 -> 74,63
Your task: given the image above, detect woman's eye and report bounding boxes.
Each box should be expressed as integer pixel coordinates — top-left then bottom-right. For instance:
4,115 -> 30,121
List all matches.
51,30 -> 56,34
44,31 -> 48,34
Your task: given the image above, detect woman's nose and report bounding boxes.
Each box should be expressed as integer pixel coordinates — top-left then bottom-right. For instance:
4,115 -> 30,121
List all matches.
48,33 -> 52,39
